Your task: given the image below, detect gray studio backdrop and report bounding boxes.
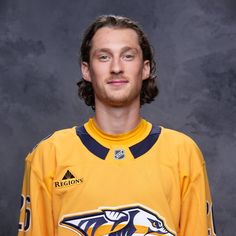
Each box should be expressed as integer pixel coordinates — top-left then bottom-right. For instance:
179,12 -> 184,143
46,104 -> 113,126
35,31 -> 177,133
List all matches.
0,0 -> 236,235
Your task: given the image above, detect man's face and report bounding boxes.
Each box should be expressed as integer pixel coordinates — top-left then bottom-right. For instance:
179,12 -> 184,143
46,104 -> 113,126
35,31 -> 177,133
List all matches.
81,27 -> 150,108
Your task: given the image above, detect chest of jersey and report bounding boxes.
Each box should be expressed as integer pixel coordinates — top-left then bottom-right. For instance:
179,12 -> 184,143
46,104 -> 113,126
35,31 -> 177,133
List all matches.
51,137 -> 179,236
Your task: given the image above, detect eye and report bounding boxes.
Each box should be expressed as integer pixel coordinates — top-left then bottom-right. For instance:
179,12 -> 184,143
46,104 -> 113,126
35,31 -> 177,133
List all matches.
122,53 -> 135,61
152,220 -> 163,228
98,54 -> 110,62
152,221 -> 157,227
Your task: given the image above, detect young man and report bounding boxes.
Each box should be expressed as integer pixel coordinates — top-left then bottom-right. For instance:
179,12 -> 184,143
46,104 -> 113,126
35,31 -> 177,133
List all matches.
18,15 -> 216,236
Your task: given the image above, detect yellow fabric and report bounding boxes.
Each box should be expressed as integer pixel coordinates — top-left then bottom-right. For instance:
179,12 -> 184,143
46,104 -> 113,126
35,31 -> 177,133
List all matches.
18,119 -> 216,236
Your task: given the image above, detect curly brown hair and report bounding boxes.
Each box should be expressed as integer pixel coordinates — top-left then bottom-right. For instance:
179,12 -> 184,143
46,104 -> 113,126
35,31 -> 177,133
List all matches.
77,15 -> 159,110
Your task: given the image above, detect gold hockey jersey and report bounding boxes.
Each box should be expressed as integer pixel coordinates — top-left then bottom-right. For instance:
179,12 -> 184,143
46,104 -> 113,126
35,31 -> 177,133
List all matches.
18,119 -> 216,236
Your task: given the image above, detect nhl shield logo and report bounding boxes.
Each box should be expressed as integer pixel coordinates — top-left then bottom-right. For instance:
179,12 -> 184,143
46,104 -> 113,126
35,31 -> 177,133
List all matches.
114,149 -> 125,160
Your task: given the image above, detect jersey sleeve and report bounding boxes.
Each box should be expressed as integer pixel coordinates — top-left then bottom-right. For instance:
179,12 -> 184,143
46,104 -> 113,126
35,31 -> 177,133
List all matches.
179,139 -> 216,236
18,142 -> 55,236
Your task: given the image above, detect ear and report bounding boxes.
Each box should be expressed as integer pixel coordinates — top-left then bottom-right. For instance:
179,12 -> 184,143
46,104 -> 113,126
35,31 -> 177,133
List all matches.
142,60 -> 151,81
81,62 -> 91,82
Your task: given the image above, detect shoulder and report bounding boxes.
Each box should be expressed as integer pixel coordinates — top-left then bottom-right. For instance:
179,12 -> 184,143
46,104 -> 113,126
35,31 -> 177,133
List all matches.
160,127 -> 199,149
37,127 -> 77,147
26,127 -> 77,161
23,127 -> 78,179
158,126 -> 205,166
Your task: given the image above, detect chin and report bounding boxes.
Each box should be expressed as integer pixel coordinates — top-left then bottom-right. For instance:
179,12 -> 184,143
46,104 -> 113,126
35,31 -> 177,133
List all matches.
107,101 -> 128,107
107,97 -> 139,107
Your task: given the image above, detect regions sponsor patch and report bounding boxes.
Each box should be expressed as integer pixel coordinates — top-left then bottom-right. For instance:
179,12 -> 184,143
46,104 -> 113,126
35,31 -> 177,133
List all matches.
54,170 -> 83,188
59,204 -> 175,236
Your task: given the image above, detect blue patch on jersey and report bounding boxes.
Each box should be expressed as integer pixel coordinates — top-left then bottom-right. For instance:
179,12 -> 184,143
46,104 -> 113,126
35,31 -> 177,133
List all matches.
129,126 -> 161,158
76,126 -> 109,160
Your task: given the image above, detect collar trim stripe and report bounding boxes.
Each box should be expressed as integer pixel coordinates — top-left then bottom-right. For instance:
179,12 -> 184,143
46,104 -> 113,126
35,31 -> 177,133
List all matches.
76,126 -> 109,160
129,126 -> 161,159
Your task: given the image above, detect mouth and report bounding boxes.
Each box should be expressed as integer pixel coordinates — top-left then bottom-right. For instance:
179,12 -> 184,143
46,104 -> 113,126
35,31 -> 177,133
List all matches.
107,80 -> 129,85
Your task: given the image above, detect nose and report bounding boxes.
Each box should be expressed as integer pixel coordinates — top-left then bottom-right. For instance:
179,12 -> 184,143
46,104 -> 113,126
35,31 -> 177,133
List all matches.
110,57 -> 123,75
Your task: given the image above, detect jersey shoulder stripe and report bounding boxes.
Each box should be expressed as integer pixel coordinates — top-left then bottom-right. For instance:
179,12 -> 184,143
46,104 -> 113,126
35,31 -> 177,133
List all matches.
129,126 -> 161,158
76,125 -> 109,160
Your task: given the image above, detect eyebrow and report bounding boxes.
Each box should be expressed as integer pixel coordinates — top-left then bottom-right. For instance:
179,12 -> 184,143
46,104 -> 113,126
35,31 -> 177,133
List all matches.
92,47 -> 140,55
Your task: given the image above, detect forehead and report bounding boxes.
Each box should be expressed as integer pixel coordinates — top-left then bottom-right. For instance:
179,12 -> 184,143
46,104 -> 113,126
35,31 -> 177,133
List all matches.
90,27 -> 140,51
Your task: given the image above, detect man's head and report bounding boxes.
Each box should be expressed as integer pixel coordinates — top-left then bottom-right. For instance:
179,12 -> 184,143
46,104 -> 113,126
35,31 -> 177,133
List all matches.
78,15 -> 158,110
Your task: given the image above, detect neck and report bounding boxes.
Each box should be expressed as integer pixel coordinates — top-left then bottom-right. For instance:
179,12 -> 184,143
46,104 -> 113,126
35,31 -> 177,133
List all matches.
93,101 -> 141,134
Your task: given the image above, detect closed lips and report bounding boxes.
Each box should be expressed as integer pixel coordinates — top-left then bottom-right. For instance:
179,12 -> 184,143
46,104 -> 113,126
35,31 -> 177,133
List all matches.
107,80 -> 128,84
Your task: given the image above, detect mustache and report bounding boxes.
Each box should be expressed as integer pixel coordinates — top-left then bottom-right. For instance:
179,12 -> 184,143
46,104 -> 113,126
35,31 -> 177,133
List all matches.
106,75 -> 129,81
